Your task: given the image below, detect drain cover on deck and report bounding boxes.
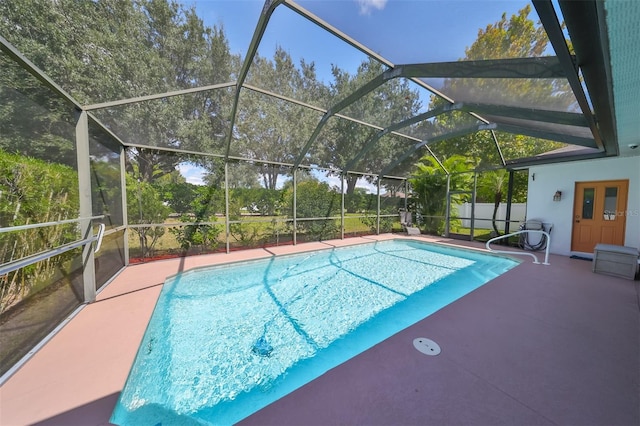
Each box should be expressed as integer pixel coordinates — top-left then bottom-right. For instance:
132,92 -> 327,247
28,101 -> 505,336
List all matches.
413,337 -> 441,356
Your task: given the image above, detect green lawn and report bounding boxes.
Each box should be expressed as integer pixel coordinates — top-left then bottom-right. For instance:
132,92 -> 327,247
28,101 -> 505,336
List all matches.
450,227 -> 494,239
451,226 -> 521,245
128,214 -> 402,258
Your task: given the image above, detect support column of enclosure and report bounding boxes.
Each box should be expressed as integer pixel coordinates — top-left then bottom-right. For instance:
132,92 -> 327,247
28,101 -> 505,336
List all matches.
471,171 -> 477,240
445,174 -> 451,238
75,111 -> 97,302
341,173 -> 345,240
293,169 -> 297,245
225,162 -> 230,254
505,170 -> 515,235
376,179 -> 381,235
120,144 -> 129,266
404,180 -> 409,212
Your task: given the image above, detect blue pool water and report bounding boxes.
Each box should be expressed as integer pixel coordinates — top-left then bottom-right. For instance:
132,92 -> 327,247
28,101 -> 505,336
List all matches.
111,239 -> 518,425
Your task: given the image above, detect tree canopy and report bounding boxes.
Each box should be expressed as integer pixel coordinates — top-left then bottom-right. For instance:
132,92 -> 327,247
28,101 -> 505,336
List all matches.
318,58 -> 423,193
426,5 -> 570,168
1,0 -> 235,179
1,0 -> 570,190
1,0 -> 570,242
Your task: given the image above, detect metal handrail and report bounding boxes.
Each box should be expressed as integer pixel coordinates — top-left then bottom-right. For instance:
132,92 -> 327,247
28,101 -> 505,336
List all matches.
0,215 -> 105,233
485,230 -> 551,265
93,223 -> 106,253
0,224 -> 106,276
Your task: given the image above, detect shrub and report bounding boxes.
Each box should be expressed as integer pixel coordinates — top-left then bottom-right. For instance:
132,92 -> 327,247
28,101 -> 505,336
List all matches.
285,180 -> 341,241
0,150 -> 79,312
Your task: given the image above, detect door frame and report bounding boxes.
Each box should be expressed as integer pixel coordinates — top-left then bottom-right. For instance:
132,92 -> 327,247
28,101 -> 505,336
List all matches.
571,179 -> 629,252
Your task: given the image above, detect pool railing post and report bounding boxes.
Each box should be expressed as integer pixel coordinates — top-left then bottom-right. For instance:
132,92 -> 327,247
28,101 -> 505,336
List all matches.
485,230 -> 551,265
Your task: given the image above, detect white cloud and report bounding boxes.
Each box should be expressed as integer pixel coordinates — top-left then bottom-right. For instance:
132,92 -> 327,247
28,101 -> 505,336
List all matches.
324,175 -> 343,190
185,175 -> 205,186
356,0 -> 388,15
357,180 -> 378,194
177,162 -> 206,186
314,170 -> 378,194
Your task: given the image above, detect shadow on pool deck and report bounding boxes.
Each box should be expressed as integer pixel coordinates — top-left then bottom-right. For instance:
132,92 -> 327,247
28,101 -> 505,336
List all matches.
32,393 -> 120,426
1,235 -> 638,426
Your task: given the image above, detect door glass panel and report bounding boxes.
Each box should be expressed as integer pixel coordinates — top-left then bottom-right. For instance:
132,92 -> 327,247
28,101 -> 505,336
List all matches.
582,188 -> 594,219
603,187 -> 618,220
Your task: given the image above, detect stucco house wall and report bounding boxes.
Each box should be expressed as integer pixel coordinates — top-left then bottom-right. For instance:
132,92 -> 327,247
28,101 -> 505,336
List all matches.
526,156 -> 639,256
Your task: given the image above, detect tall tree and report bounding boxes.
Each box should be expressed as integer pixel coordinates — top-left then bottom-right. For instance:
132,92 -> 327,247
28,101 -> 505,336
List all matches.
319,58 -> 422,194
0,54 -> 78,167
477,169 -> 508,236
0,0 -> 235,182
429,5 -> 573,167
235,47 -> 325,189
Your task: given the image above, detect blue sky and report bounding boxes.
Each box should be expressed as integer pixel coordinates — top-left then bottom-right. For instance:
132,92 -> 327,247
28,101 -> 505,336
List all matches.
177,162 -> 377,193
190,0 -> 530,81
179,0 -> 535,189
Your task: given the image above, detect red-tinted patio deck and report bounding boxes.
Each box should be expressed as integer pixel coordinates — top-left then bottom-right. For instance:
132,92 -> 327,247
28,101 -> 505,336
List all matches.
1,235 -> 638,425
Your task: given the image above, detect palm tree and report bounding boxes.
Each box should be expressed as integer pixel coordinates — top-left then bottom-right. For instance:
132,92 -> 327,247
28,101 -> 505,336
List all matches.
409,155 -> 474,235
478,169 -> 508,237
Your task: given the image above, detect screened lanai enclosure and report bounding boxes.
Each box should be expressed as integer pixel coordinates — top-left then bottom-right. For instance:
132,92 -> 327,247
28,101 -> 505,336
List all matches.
0,0 -> 618,379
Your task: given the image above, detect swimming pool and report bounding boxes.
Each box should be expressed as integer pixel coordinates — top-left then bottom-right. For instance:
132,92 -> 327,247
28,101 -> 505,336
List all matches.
111,239 -> 518,425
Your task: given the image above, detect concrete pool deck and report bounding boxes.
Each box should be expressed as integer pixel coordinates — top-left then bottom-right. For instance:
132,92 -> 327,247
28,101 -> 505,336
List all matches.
1,234 -> 638,425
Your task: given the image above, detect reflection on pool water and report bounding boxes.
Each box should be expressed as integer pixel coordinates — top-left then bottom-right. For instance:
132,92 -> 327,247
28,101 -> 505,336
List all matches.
111,239 -> 518,425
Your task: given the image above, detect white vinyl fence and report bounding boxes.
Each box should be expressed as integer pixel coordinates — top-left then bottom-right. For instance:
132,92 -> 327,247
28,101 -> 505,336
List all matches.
455,203 -> 526,231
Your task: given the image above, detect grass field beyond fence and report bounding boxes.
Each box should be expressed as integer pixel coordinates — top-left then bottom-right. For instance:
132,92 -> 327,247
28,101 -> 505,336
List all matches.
128,214 -> 404,261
